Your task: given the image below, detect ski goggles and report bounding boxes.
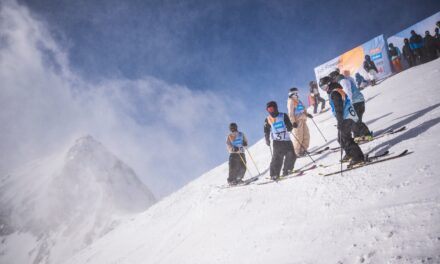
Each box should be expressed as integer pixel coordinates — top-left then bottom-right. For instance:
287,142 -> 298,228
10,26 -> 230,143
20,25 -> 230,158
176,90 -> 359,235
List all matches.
288,91 -> 298,98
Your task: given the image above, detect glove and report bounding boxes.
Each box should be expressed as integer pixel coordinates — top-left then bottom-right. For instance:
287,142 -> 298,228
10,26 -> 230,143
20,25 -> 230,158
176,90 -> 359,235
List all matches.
292,122 -> 298,128
232,146 -> 239,152
265,138 -> 271,146
306,113 -> 313,119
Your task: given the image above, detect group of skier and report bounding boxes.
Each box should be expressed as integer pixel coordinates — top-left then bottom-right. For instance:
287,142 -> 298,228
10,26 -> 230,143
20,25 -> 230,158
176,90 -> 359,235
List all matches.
226,67 -> 374,185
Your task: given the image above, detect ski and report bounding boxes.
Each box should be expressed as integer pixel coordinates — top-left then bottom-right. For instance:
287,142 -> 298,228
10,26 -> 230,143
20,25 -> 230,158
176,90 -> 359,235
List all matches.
329,126 -> 406,152
318,150 -> 390,168
320,149 -> 412,177
298,146 -> 330,158
257,164 -> 317,185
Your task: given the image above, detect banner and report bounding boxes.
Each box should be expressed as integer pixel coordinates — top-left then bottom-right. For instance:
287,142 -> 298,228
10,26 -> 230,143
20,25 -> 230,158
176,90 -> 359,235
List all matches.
314,35 -> 393,89
387,11 -> 440,54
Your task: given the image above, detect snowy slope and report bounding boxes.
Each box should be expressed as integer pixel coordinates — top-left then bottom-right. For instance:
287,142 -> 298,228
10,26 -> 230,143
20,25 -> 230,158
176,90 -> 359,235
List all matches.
0,136 -> 156,264
70,59 -> 439,263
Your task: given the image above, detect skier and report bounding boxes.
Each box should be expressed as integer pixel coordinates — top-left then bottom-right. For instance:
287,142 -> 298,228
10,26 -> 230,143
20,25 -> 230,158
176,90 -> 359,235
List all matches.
388,43 -> 402,73
287,88 -> 313,156
329,70 -> 372,142
226,123 -> 248,185
309,80 -> 326,114
319,76 -> 365,165
264,101 -> 297,180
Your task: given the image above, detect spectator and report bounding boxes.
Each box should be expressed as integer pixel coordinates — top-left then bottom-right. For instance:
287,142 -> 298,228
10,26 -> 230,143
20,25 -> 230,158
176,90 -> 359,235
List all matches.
409,30 -> 424,64
434,28 -> 440,57
388,43 -> 402,72
402,38 -> 415,68
355,73 -> 369,89
308,81 -> 326,114
424,30 -> 438,61
363,55 -> 378,85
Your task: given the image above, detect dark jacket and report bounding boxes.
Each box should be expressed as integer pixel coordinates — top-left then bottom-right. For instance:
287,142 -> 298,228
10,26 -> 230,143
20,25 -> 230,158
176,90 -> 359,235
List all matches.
363,59 -> 378,73
409,34 -> 424,49
264,113 -> 293,143
328,82 -> 345,125
402,43 -> 413,58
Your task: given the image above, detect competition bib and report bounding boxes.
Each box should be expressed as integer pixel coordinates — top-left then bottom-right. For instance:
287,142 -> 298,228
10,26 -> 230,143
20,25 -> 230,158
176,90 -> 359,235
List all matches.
269,114 -> 290,141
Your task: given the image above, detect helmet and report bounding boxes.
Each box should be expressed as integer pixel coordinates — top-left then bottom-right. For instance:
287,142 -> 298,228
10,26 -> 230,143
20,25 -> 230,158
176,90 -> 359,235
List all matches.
329,70 -> 340,80
229,122 -> 237,132
319,76 -> 332,92
288,87 -> 299,98
266,101 -> 278,117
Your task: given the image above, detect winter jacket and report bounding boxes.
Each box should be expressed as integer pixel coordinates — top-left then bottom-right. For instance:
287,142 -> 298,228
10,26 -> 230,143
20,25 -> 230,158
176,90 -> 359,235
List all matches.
287,97 -> 307,123
410,34 -> 424,50
389,46 -> 401,60
226,131 -> 248,153
363,59 -> 378,73
264,113 -> 293,143
335,75 -> 365,104
328,82 -> 358,124
402,43 -> 414,58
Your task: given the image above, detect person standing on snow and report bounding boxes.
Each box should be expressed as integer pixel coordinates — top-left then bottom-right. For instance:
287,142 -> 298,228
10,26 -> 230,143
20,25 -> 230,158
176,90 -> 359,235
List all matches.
264,101 -> 297,180
287,88 -> 313,156
409,30 -> 425,64
226,123 -> 248,185
388,43 -> 402,73
329,70 -> 372,142
402,38 -> 415,68
319,76 -> 365,165
355,73 -> 369,89
363,55 -> 378,86
308,80 -> 326,114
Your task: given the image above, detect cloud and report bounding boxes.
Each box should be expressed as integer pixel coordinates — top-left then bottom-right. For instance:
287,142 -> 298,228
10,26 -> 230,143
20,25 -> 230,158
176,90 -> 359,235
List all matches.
0,1 -> 239,198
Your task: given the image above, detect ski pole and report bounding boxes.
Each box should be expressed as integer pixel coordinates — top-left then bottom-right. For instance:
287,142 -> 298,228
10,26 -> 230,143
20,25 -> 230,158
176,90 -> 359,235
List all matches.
245,147 -> 261,175
310,117 -> 328,142
339,130 -> 343,176
237,150 -> 253,178
289,131 -> 316,163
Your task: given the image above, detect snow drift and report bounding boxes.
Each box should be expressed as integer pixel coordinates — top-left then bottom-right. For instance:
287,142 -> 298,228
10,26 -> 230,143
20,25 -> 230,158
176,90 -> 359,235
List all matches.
0,136 -> 155,264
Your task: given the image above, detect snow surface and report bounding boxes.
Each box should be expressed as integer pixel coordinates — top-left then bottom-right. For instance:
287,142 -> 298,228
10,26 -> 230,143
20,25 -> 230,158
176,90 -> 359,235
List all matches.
64,59 -> 440,264
0,136 -> 156,264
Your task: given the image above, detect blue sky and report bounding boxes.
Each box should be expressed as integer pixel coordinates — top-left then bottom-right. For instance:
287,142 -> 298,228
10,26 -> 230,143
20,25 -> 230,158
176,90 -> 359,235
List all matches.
3,0 -> 439,196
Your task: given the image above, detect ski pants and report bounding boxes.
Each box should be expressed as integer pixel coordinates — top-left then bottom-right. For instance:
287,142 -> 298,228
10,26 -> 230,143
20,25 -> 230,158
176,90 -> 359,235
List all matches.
313,94 -> 326,114
391,58 -> 402,72
292,118 -> 310,155
338,120 -> 364,162
352,101 -> 371,138
228,153 -> 246,182
270,140 -> 296,177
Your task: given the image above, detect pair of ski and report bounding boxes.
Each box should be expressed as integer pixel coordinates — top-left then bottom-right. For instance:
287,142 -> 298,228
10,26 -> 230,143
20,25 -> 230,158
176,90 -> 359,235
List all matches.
219,164 -> 318,188
331,126 -> 406,151
256,164 -> 318,185
319,149 -> 412,176
318,149 -> 391,169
